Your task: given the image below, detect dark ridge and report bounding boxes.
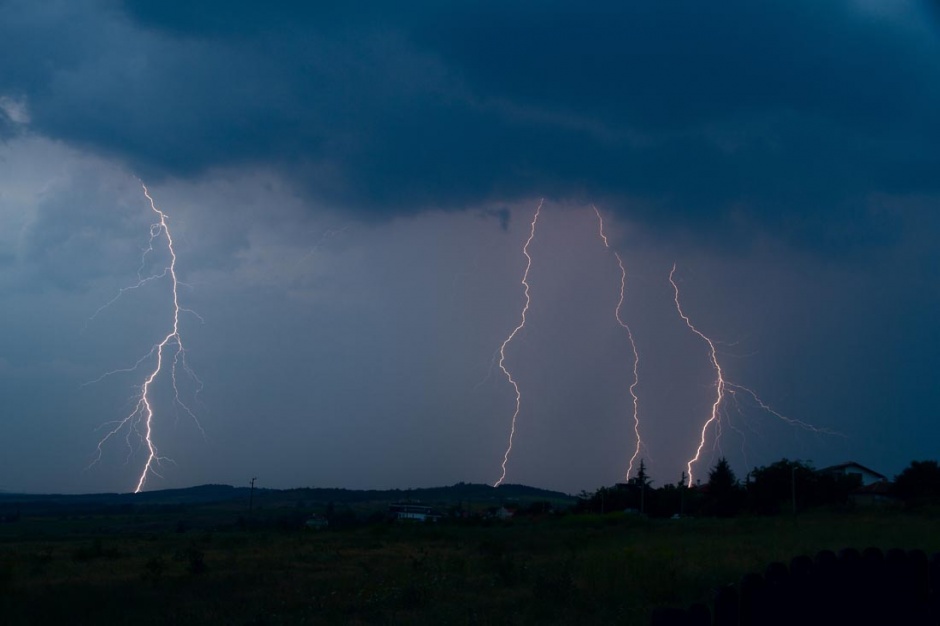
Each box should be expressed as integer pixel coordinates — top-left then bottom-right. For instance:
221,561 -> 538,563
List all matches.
0,481 -> 574,511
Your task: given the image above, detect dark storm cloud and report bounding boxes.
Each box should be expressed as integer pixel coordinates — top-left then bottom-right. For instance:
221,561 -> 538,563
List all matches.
2,0 -> 938,248
19,175 -> 147,290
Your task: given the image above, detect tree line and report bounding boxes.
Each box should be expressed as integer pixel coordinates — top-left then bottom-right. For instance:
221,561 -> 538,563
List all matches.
575,458 -> 940,518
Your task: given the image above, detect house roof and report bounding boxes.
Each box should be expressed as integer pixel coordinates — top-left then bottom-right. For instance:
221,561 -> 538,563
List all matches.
817,462 -> 886,480
853,480 -> 893,495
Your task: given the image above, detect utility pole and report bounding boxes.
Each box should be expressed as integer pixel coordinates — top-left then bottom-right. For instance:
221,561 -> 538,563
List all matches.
249,477 -> 257,513
679,471 -> 687,518
791,466 -> 797,516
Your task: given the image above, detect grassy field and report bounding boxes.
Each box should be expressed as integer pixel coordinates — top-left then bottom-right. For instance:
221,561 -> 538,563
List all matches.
1,506 -> 938,625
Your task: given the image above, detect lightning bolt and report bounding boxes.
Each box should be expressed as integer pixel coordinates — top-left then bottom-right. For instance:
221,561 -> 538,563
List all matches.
670,264 -> 839,486
593,207 -> 643,480
669,264 -> 727,486
89,182 -> 202,493
493,199 -> 543,487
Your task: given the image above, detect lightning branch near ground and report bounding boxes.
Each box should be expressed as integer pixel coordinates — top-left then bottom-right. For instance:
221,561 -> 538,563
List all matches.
87,183 -> 203,493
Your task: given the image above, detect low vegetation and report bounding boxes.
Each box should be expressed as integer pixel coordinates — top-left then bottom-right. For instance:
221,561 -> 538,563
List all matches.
0,460 -> 937,624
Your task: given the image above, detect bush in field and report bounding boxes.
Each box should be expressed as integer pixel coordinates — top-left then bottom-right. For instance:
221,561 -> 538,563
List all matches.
72,538 -> 122,562
172,542 -> 207,575
142,556 -> 166,583
186,545 -> 207,574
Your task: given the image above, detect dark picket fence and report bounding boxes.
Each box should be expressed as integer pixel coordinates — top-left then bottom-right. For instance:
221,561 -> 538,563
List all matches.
650,548 -> 940,626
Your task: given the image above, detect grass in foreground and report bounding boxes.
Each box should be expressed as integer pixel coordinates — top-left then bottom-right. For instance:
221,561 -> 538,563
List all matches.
0,507 -> 937,625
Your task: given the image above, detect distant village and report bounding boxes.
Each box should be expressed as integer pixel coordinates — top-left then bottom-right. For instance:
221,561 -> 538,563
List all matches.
303,458 -> 940,529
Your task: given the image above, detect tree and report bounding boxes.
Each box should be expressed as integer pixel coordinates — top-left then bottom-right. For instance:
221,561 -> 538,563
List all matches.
708,458 -> 737,493
893,460 -> 940,504
747,459 -> 816,515
705,457 -> 743,517
628,459 -> 652,514
629,459 -> 652,488
575,484 -> 630,514
575,461 -> 655,515
648,474 -> 693,518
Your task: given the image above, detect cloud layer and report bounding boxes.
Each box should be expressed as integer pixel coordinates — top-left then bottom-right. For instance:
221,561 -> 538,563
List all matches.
2,0 -> 938,248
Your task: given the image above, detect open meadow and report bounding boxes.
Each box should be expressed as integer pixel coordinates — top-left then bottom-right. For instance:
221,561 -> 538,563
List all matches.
1,499 -> 938,625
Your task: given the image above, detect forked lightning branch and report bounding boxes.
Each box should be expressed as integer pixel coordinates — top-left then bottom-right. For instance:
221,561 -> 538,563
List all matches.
87,183 -> 203,493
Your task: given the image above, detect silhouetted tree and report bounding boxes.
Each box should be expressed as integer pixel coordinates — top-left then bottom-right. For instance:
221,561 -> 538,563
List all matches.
708,458 -> 736,492
629,459 -> 652,488
747,459 -> 861,514
575,461 -> 654,514
747,459 -> 816,514
813,471 -> 861,507
628,459 -> 652,514
648,477 -> 690,518
705,457 -> 743,516
893,460 -> 940,504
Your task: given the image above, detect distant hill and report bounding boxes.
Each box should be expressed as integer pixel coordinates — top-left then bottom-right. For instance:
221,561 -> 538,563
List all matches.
0,482 -> 575,513
274,482 -> 574,506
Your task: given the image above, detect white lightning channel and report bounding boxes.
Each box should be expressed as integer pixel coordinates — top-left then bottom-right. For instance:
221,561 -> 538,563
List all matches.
669,264 -> 841,486
669,263 -> 725,486
593,206 -> 643,480
494,199 -> 543,487
89,183 -> 202,493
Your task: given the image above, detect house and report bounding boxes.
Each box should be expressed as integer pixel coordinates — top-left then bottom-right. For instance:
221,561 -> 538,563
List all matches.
388,503 -> 442,522
818,462 -> 895,506
495,506 -> 514,520
304,515 -> 329,530
849,479 -> 898,507
817,461 -> 887,487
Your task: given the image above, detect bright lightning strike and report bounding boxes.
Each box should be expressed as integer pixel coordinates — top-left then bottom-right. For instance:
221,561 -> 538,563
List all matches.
493,199 -> 543,488
670,264 -> 838,486
668,264 -> 724,486
89,183 -> 202,493
593,207 -> 643,480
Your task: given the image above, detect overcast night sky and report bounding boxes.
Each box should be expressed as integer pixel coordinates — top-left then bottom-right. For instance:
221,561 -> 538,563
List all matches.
1,0 -> 939,494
